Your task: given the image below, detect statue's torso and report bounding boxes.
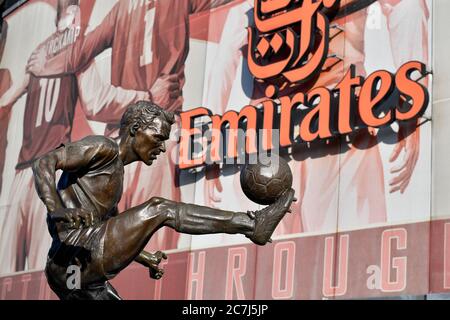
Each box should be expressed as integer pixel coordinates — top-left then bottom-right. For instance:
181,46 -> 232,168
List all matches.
57,137 -> 124,222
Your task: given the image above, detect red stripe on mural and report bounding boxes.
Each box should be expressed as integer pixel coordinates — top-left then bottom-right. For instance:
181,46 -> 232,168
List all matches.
3,219 -> 450,300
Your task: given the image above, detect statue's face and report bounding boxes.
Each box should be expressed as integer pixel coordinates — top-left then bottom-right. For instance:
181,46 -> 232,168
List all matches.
133,117 -> 171,165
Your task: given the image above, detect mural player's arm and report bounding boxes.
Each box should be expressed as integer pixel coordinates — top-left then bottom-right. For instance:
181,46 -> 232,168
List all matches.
76,63 -> 149,123
204,1 -> 251,115
0,73 -> 29,109
29,0 -> 239,74
0,69 -> 12,197
26,3 -> 178,114
383,0 -> 429,194
27,3 -> 119,78
189,0 -> 235,13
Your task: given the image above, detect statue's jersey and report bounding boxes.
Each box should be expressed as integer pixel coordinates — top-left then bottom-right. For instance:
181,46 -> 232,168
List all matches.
57,135 -> 124,221
16,28 -> 79,170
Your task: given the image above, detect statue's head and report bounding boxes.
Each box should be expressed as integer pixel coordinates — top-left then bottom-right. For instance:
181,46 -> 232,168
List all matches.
120,101 -> 174,165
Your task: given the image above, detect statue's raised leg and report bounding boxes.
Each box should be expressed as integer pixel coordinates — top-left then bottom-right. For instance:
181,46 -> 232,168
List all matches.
45,189 -> 294,299
102,188 -> 295,276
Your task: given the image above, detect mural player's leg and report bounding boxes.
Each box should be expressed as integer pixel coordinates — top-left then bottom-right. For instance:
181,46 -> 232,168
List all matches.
0,169 -> 28,274
333,7 -> 388,227
338,130 -> 387,228
24,167 -> 52,270
272,159 -> 303,236
102,190 -> 295,276
300,140 -> 341,233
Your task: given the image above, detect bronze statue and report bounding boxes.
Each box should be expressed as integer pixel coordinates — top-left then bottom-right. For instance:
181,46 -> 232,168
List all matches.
32,101 -> 295,300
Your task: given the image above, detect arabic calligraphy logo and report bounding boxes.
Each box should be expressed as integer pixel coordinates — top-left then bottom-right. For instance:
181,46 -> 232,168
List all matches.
248,0 -> 339,89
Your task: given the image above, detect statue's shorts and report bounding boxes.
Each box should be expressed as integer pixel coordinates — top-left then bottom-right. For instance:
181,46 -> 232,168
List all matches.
44,221 -> 121,300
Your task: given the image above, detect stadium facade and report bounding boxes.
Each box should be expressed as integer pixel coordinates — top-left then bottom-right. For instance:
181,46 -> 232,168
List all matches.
0,0 -> 449,300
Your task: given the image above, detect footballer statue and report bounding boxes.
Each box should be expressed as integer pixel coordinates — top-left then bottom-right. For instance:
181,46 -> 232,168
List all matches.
32,101 -> 295,300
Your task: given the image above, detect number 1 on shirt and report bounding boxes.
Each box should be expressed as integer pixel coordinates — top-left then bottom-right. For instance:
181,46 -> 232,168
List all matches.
140,7 -> 156,67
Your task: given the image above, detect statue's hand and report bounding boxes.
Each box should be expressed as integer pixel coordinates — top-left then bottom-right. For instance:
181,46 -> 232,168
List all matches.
139,251 -> 167,280
149,251 -> 167,280
50,208 -> 95,229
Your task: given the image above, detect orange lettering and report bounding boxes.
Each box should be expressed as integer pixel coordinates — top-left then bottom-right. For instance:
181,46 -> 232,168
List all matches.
395,61 -> 429,121
359,70 -> 395,127
179,107 -> 210,169
211,106 -> 258,160
335,66 -> 362,134
300,87 -> 332,142
280,92 -> 305,147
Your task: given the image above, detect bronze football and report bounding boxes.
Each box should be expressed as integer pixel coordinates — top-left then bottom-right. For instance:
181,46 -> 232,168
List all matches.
240,154 -> 293,205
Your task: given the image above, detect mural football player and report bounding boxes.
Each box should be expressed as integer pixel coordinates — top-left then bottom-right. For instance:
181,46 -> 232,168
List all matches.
32,101 -> 295,300
0,0 -> 150,274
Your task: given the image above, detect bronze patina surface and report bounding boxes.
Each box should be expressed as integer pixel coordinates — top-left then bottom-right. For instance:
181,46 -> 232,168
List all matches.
33,101 -> 295,300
